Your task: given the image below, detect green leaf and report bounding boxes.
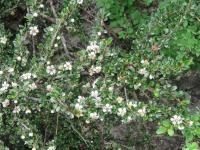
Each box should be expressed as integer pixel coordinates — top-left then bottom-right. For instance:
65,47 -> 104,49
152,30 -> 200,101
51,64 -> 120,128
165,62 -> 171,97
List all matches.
156,126 -> 167,135
167,128 -> 174,136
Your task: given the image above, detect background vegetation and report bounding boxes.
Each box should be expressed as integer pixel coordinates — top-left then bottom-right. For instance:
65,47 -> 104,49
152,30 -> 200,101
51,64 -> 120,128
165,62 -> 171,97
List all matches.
0,0 -> 199,149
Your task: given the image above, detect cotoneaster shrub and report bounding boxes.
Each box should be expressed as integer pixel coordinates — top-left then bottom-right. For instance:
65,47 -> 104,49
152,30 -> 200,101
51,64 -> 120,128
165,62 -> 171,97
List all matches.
0,0 -> 199,149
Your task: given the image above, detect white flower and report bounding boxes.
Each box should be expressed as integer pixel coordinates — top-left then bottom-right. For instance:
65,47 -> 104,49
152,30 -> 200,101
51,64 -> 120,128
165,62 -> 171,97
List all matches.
116,97 -> 124,103
127,101 -> 134,109
134,83 -> 141,90
17,56 -> 22,61
29,82 -> 37,90
56,36 -> 61,40
97,32 -> 101,36
89,112 -> 99,120
2,99 -> 10,107
86,41 -> 100,53
70,18 -> 75,23
75,103 -> 83,110
21,73 -> 32,80
170,115 -> 183,125
91,90 -> 101,100
39,4 -> 44,8
0,70 -> 3,75
77,96 -> 85,103
63,62 -> 72,71
138,107 -> 146,117
33,12 -> 38,17
49,27 -> 54,32
0,36 -> 7,44
88,51 -> 96,60
11,82 -> 18,87
46,85 -> 53,92
138,68 -> 149,77
189,121 -> 193,126
89,66 -> 101,76
149,74 -> 154,79
32,147 -> 36,150
141,59 -> 149,65
29,26 -> 39,36
21,135 -> 25,139
117,108 -> 127,117
0,81 -> 9,92
25,109 -> 31,114
8,67 -> 14,73
102,104 -> 113,113
178,125 -> 184,130
29,132 -> 33,137
46,65 -> 56,75
13,106 -> 21,113
77,0 -> 83,4
47,146 -> 56,150
54,43 -> 58,48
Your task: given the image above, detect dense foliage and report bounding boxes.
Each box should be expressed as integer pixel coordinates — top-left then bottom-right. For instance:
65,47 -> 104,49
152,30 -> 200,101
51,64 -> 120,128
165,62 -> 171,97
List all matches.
0,0 -> 199,149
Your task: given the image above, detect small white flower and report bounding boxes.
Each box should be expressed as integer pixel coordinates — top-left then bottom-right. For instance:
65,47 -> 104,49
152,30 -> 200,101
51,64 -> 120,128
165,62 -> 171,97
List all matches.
116,97 -> 123,103
88,51 -> 96,60
49,27 -> 54,32
0,81 -> 9,92
127,101 -> 134,109
89,112 -> 99,120
13,106 -> 21,113
39,4 -> 44,8
29,132 -> 33,137
89,66 -> 101,76
46,85 -> 53,92
32,147 -> 36,150
17,56 -> 22,61
75,103 -> 83,111
8,67 -> 14,73
63,62 -> 72,71
134,83 -> 141,90
138,68 -> 149,77
0,36 -> 7,44
21,135 -> 25,139
86,41 -> 100,53
21,73 -> 32,80
54,43 -> 58,48
29,82 -> 37,90
11,82 -> 18,87
70,18 -> 75,23
141,59 -> 149,65
138,107 -> 146,117
33,12 -> 38,17
2,99 -> 10,107
102,104 -> 113,113
56,36 -> 61,40
47,146 -> 56,150
149,74 -> 154,79
189,121 -> 193,126
29,26 -> 39,36
77,0 -> 83,4
97,32 -> 101,36
0,70 -> 3,75
117,108 -> 127,117
91,90 -> 101,100
46,65 -> 56,75
178,125 -> 184,130
170,115 -> 183,126
77,96 -> 85,103
25,109 -> 31,114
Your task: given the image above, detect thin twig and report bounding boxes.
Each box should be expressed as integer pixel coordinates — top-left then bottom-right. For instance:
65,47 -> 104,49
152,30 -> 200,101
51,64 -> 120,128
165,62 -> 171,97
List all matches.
39,13 -> 56,23
55,113 -> 59,135
124,87 -> 128,101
